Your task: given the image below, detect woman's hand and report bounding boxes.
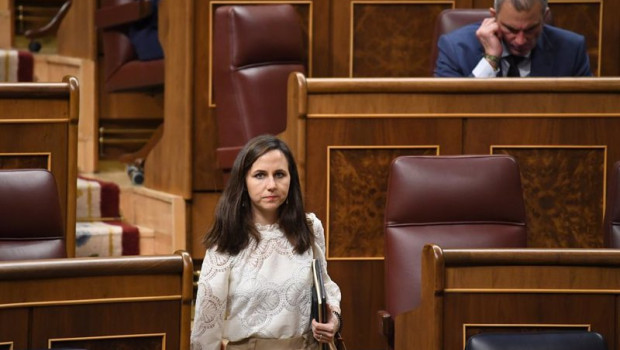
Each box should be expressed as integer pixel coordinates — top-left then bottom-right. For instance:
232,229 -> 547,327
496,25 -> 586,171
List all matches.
311,309 -> 340,343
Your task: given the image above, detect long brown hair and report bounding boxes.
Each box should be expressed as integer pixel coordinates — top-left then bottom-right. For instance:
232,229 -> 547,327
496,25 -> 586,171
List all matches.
203,134 -> 312,255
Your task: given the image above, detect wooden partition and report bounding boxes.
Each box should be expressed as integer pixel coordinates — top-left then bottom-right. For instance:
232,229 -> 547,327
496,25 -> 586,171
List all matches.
0,251 -> 193,350
287,73 -> 620,349
396,244 -> 620,350
0,76 -> 79,257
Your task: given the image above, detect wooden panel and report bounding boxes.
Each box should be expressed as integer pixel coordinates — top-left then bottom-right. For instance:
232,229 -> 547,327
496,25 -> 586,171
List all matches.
328,260 -> 384,350
57,0 -> 97,59
34,54 -> 98,173
328,146 -> 438,258
145,0 -> 194,198
493,147 -> 605,248
191,192 -> 220,259
351,2 -> 452,77
51,334 -> 164,350
0,308 -> 28,350
33,302 -> 178,350
444,294 -> 613,350
0,153 -> 49,169
549,2 -> 601,76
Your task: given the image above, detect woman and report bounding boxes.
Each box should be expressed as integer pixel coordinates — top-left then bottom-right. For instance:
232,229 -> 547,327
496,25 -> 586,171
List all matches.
191,134 -> 341,350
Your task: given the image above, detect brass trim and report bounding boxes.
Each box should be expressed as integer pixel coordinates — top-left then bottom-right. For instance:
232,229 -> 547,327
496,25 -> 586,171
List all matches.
349,0 -> 455,77
99,128 -> 158,134
462,323 -> 590,349
490,144 -> 607,234
49,333 -> 166,350
0,152 -> 52,171
76,216 -> 124,222
208,1 -> 314,108
0,295 -> 182,310
0,118 -> 69,124
99,138 -> 150,144
445,288 -> 620,293
0,342 -> 13,350
306,113 -> 620,118
325,145 -> 440,259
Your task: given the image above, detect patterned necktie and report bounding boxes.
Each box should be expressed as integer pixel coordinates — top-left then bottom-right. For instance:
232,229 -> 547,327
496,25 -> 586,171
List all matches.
506,55 -> 525,77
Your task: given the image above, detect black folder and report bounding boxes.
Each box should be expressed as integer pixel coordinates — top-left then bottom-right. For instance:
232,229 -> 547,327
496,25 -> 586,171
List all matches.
312,258 -> 329,350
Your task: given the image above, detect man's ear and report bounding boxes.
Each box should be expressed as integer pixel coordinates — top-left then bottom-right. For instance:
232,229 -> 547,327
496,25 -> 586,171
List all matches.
490,7 -> 496,17
543,7 -> 550,21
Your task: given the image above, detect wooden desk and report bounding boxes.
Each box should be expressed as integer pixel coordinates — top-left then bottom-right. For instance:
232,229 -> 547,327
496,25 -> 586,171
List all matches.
398,244 -> 620,350
0,251 -> 193,350
287,74 -> 620,349
0,76 -> 79,257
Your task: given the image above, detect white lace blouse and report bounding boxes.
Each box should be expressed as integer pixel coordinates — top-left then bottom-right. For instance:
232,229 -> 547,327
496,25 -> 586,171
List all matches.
190,213 -> 341,350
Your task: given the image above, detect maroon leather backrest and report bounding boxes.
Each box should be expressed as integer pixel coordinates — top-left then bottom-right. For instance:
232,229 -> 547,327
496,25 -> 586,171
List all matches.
0,169 -> 66,260
97,0 -> 164,92
384,155 -> 527,317
213,4 -> 306,170
604,160 -> 620,248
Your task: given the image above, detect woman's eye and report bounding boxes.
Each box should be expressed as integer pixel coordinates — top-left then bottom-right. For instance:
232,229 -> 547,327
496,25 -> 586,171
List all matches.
254,173 -> 265,179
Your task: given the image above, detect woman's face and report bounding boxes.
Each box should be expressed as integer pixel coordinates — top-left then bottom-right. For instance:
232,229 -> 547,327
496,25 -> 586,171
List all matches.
245,149 -> 291,225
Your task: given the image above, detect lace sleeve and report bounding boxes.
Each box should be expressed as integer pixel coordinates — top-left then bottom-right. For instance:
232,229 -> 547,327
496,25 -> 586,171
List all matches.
191,248 -> 233,350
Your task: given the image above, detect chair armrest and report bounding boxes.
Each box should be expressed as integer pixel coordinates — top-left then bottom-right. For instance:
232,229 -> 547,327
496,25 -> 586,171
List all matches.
95,0 -> 153,29
378,309 -> 394,349
24,0 -> 73,40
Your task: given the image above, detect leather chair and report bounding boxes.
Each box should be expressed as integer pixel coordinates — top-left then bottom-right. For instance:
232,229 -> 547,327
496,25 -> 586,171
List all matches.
212,4 -> 306,175
465,331 -> 607,350
95,0 -> 164,92
604,160 -> 620,247
0,169 -> 66,260
429,8 -> 553,75
379,155 -> 528,349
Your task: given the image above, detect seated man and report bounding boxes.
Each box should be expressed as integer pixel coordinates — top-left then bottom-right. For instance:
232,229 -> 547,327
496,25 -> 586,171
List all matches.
434,0 -> 592,77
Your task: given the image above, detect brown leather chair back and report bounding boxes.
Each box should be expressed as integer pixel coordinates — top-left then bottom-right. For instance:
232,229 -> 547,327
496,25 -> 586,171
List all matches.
384,155 -> 527,322
429,8 -> 553,75
212,4 -> 306,172
604,160 -> 620,247
96,0 -> 164,92
0,169 -> 66,260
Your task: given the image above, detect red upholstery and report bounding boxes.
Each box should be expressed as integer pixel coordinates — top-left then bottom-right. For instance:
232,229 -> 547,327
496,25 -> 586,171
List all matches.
0,169 -> 66,260
212,4 -> 306,173
17,51 -> 34,82
96,0 -> 164,92
429,8 -> 553,75
604,161 -> 620,248
380,155 -> 528,348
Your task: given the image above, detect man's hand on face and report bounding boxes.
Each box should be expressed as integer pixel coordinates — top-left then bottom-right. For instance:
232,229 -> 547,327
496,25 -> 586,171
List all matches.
476,17 -> 503,57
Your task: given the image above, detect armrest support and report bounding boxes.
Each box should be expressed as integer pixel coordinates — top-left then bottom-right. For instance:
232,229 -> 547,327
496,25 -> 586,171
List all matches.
95,0 -> 153,29
24,0 -> 73,40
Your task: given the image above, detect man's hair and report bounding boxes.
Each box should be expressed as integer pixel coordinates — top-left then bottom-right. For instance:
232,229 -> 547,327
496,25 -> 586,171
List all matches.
494,0 -> 547,14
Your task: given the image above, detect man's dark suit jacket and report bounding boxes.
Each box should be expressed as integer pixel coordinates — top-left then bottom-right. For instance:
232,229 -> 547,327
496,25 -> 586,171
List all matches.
434,23 -> 592,77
